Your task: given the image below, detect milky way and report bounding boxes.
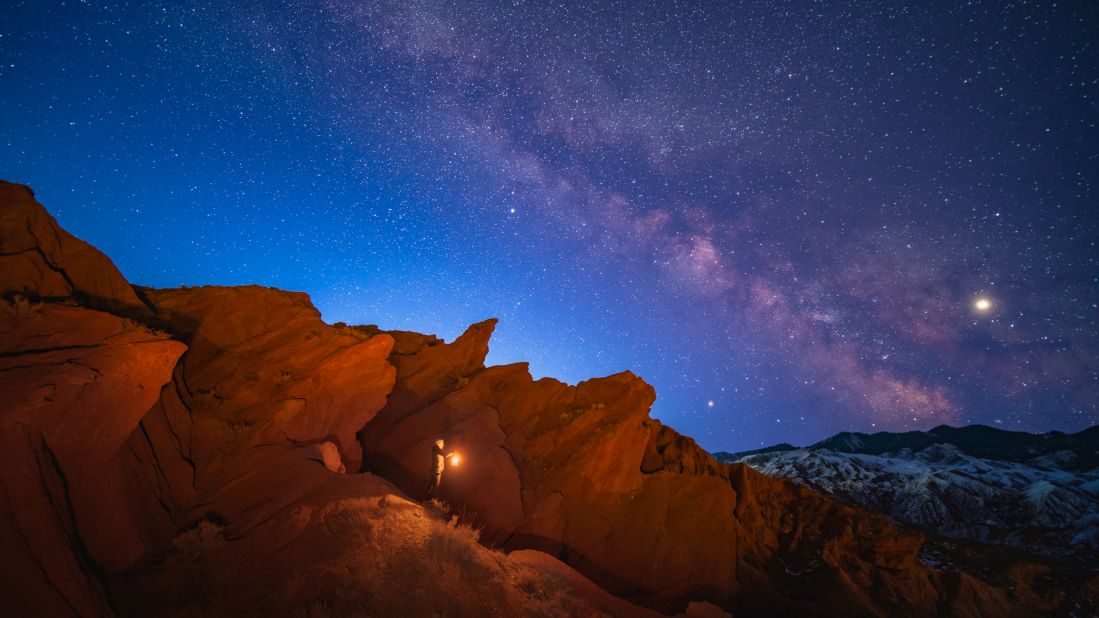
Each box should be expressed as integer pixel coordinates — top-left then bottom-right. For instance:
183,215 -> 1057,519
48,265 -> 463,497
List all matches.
2,1 -> 1097,451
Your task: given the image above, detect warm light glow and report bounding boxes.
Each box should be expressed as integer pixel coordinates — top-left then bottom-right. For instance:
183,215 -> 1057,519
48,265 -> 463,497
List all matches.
448,453 -> 461,466
974,298 -> 992,312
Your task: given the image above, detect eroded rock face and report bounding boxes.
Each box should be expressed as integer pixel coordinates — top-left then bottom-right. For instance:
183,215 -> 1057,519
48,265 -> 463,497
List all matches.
0,185 -> 393,616
0,303 -> 185,616
139,285 -> 395,472
0,181 -> 149,316
0,183 -> 187,616
358,322 -> 1095,617
119,284 -> 398,564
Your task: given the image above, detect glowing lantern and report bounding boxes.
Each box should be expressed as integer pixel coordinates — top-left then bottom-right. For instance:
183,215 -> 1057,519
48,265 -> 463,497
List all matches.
448,453 -> 462,467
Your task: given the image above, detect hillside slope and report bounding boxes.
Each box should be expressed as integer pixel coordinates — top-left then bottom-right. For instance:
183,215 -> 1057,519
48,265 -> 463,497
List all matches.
718,426 -> 1099,565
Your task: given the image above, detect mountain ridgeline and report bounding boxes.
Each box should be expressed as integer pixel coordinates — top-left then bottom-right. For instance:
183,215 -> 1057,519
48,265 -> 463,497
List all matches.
717,424 -> 1099,565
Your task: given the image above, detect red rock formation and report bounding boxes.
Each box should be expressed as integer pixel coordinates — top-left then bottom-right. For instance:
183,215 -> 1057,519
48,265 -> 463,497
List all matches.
0,181 -> 187,615
116,283 -> 399,571
0,297 -> 184,614
0,181 -> 149,316
360,321 -> 1094,617
2,184 -> 668,617
2,180 -> 1093,617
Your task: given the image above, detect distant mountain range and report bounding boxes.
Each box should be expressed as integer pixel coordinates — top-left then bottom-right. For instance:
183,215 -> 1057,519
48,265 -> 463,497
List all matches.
715,424 -> 1099,565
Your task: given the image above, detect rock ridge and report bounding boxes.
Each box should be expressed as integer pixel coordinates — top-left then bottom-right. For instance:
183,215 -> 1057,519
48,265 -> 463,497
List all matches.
1,181 -> 1095,617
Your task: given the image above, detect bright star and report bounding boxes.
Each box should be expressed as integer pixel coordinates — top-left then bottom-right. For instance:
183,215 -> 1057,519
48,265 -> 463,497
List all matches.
974,297 -> 992,312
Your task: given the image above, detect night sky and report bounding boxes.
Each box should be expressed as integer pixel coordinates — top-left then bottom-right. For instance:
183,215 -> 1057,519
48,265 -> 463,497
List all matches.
3,1 -> 1097,452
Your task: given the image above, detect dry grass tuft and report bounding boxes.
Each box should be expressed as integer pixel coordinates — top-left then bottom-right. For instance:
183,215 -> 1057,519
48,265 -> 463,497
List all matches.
170,520 -> 225,562
0,295 -> 42,321
169,519 -> 226,607
119,317 -> 170,338
423,497 -> 451,520
137,494 -> 627,617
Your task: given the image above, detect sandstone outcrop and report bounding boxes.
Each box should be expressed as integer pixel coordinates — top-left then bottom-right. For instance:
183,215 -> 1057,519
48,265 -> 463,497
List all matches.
114,282 -> 401,573
0,301 -> 184,614
0,181 -> 148,316
0,182 -> 679,617
360,321 -> 1096,617
2,180 -> 1093,617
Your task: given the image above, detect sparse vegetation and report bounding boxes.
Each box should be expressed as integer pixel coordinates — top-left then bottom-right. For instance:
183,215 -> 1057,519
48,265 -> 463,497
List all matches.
515,568 -> 570,609
119,488 -> 619,617
350,324 -> 381,337
561,402 -> 605,422
171,519 -> 225,562
168,519 -> 226,608
301,599 -> 334,618
444,370 -> 472,389
191,389 -> 222,409
0,294 -> 42,321
220,416 -> 253,454
423,497 -> 451,520
118,317 -> 170,338
424,508 -> 495,584
560,407 -> 583,422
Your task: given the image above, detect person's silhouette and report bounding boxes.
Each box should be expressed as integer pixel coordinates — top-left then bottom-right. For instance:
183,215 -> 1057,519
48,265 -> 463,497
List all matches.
427,438 -> 457,497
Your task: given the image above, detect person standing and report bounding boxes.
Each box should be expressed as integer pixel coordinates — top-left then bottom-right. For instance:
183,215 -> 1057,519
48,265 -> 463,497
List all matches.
427,438 -> 456,497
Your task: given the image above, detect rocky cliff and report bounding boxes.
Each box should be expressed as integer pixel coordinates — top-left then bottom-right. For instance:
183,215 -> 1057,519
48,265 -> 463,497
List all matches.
1,180 -> 1095,617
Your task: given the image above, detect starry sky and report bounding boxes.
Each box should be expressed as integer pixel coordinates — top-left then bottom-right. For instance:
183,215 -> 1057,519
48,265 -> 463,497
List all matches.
2,1 -> 1097,452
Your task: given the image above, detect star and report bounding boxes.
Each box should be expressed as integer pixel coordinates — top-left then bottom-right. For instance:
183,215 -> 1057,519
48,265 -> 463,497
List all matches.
2,0 -> 1094,455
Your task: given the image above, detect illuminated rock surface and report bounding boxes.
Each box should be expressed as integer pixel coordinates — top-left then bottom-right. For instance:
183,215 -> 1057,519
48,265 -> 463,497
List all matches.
1,180 -> 1095,617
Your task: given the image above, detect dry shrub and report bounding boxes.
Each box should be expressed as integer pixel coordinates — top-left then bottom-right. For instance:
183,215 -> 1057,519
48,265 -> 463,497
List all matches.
217,495 -> 615,618
0,295 -> 41,321
515,566 -> 577,617
170,520 -> 225,562
169,519 -> 226,607
426,513 -> 483,561
119,317 -> 169,337
424,497 -> 451,520
220,416 -> 253,454
302,598 -> 369,618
